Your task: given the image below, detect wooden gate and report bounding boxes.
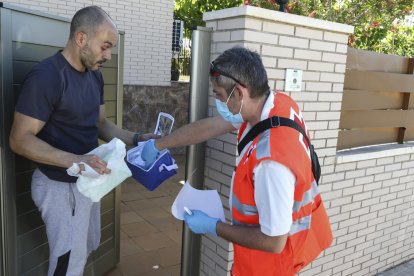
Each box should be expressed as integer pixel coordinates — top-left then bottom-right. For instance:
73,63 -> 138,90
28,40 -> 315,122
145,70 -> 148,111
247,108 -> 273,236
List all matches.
338,48 -> 414,150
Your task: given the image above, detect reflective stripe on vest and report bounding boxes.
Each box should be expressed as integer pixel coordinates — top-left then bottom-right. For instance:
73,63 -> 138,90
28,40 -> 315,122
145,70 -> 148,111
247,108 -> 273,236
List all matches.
292,180 -> 318,213
289,181 -> 319,235
289,214 -> 311,236
232,193 -> 258,216
256,129 -> 271,159
232,171 -> 319,236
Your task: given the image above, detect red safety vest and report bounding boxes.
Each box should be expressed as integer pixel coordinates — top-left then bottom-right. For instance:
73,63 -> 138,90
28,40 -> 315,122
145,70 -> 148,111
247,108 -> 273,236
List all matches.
231,92 -> 333,276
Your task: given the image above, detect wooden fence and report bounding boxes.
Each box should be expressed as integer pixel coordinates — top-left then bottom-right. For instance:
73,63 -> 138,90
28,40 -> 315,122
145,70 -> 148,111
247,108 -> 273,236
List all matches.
337,48 -> 414,150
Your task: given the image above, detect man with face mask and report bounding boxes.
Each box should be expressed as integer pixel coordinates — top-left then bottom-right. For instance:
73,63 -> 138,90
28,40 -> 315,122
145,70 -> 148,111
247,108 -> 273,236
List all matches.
9,6 -> 155,275
142,47 -> 332,275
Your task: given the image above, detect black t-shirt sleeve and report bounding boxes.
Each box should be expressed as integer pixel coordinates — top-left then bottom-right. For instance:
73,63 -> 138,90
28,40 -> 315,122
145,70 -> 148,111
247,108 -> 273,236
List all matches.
15,65 -> 62,122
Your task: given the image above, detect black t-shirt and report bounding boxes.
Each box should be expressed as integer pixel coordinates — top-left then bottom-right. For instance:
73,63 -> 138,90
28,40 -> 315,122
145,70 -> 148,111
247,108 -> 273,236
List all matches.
15,51 -> 104,182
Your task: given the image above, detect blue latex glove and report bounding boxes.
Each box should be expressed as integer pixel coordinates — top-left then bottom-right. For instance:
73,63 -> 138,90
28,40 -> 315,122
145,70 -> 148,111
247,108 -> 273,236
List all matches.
184,210 -> 219,236
141,139 -> 160,169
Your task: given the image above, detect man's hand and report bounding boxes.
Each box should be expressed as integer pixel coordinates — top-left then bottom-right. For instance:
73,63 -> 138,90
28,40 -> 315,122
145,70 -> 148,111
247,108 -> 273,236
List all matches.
184,210 -> 219,236
141,139 -> 161,168
77,154 -> 111,174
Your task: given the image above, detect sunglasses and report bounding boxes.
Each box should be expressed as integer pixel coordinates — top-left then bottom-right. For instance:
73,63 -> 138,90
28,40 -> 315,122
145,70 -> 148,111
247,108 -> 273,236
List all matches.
210,62 -> 246,88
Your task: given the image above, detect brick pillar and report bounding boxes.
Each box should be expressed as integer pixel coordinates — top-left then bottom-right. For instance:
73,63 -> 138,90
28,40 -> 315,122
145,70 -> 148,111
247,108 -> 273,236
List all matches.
200,5 -> 353,276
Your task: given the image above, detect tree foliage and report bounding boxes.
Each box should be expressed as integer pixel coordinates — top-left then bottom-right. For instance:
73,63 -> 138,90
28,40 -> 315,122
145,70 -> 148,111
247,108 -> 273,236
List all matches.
284,0 -> 414,56
174,0 -> 414,56
174,0 -> 242,37
378,25 -> 414,57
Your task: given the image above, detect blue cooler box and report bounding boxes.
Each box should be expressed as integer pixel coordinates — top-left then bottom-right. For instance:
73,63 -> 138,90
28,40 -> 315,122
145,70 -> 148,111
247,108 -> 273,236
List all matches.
126,143 -> 178,191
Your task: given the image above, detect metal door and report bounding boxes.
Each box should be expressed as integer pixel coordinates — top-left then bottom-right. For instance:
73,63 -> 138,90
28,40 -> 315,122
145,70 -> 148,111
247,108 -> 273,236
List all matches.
0,3 -> 124,275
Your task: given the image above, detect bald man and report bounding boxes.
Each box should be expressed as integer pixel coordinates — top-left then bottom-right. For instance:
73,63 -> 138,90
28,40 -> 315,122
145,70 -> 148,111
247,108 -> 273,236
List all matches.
9,6 -> 154,275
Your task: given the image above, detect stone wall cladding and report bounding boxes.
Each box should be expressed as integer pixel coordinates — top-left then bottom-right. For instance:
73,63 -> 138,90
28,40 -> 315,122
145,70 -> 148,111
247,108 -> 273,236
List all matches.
4,0 -> 174,86
123,82 -> 189,154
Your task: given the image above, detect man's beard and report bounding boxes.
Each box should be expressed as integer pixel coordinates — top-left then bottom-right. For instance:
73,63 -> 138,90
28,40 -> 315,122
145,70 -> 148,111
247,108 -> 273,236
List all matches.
80,44 -> 98,71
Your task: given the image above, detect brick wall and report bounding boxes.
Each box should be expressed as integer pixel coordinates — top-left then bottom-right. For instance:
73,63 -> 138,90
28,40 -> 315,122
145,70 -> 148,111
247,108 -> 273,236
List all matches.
327,146 -> 414,276
200,5 -> 414,276
3,0 -> 174,86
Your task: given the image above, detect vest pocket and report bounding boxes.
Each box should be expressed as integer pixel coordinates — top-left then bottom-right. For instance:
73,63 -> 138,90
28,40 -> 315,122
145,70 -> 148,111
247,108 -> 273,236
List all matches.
296,199 -> 333,270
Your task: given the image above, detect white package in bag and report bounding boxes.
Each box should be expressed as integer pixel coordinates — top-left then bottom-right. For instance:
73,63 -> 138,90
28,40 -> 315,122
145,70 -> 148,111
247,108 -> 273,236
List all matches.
74,138 -> 132,202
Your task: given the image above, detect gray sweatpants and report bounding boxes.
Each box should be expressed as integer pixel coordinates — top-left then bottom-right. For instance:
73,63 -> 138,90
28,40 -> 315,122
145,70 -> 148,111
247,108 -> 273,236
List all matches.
31,169 -> 101,276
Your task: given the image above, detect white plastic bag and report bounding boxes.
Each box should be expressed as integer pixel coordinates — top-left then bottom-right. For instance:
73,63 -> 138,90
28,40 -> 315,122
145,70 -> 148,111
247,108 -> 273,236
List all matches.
75,138 -> 132,202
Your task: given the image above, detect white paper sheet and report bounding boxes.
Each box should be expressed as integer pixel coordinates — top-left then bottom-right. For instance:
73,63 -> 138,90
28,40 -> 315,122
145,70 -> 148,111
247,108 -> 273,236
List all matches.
171,181 -> 226,222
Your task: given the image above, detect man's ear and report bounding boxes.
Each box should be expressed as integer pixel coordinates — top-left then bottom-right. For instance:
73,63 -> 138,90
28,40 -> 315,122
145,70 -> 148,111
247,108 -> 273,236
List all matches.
74,31 -> 87,47
235,83 -> 246,100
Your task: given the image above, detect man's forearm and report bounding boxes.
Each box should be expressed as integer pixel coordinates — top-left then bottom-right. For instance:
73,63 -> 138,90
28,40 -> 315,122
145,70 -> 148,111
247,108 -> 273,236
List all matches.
10,133 -> 78,168
156,116 -> 234,150
98,118 -> 135,146
216,222 -> 287,253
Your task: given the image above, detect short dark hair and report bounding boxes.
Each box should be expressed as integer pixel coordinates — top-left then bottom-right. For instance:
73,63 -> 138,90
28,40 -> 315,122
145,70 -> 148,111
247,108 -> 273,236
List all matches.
69,6 -> 112,39
210,47 -> 270,98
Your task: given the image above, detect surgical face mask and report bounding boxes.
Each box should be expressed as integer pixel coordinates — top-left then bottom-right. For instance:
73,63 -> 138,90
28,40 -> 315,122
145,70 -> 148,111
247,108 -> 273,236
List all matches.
215,86 -> 244,124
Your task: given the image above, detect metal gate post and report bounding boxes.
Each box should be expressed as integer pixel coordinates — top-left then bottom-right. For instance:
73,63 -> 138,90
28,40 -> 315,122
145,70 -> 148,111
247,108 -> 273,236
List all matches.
0,6 -> 17,276
180,26 -> 212,276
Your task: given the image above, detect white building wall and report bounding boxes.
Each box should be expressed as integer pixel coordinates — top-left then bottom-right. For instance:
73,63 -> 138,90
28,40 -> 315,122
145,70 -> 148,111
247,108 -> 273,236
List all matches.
3,0 -> 174,86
